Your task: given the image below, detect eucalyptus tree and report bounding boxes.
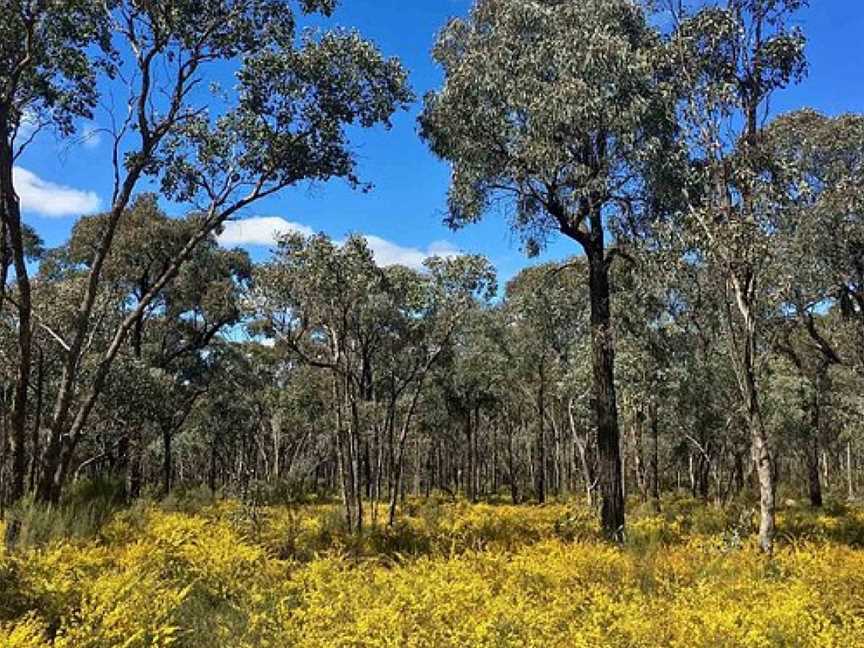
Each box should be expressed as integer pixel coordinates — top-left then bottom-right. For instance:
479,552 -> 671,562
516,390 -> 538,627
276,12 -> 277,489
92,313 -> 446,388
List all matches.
666,0 -> 808,552
0,1 -> 110,510
772,318 -> 842,507
430,306 -> 508,502
254,233 -> 390,531
420,0 -> 675,540
614,253 -> 678,509
504,261 -> 590,502
253,232 -> 494,529
17,0 -> 411,505
755,108 -> 864,505
0,223 -> 44,506
35,195 -> 252,496
177,342 -> 303,496
383,256 -> 496,523
765,110 -> 864,373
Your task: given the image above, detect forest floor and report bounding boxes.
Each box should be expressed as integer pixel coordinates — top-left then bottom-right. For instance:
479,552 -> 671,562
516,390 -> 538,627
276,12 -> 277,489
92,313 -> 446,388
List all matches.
2,492 -> 864,647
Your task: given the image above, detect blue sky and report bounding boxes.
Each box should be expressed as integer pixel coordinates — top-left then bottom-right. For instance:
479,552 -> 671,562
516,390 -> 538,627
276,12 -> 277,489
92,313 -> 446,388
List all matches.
15,0 -> 864,282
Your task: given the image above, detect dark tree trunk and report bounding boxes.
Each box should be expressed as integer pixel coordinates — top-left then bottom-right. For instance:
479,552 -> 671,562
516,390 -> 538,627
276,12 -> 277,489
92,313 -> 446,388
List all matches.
128,441 -> 143,499
0,107 -> 32,515
587,250 -> 625,542
807,388 -> 823,508
162,427 -> 172,496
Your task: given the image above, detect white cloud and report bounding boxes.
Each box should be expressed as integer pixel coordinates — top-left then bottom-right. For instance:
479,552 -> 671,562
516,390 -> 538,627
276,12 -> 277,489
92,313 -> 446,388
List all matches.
13,166 -> 100,217
217,216 -> 462,271
81,125 -> 102,149
17,112 -> 38,141
217,216 -> 315,246
363,235 -> 461,270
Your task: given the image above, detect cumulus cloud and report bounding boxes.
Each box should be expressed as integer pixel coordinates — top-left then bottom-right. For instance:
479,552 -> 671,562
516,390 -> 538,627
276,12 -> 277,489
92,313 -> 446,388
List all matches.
217,216 -> 315,246
13,166 -> 100,217
217,216 -> 462,271
363,235 -> 461,270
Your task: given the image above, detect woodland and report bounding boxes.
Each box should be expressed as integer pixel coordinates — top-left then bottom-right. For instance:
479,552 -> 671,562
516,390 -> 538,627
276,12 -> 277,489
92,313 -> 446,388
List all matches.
2,0 -> 864,646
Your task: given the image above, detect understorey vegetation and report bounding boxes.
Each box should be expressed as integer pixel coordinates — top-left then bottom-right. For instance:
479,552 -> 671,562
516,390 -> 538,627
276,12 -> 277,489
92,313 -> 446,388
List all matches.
2,0 -> 864,645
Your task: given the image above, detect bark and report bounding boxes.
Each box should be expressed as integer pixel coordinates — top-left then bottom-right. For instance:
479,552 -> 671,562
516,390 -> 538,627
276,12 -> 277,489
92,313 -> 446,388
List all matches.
506,422 -> 520,504
27,348 -> 44,492
0,106 -> 31,512
807,388 -> 823,508
549,185 -> 623,535
536,362 -> 546,504
732,277 -> 775,553
271,409 -> 282,481
128,441 -> 143,499
387,381 -> 424,526
162,426 -> 172,496
632,408 -> 647,502
587,250 -> 625,541
465,412 -> 475,502
349,397 -> 363,533
333,376 -> 355,533
648,400 -> 661,511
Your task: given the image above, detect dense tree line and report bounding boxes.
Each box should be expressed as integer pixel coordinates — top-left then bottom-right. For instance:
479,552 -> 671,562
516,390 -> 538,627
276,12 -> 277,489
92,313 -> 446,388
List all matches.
2,0 -> 863,554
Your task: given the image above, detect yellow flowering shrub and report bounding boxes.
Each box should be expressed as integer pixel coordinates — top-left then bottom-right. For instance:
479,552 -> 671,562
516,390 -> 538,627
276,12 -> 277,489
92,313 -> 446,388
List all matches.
1,498 -> 864,647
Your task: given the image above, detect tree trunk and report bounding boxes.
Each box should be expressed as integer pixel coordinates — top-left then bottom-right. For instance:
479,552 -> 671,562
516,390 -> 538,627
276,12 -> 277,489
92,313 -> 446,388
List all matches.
208,439 -> 217,494
742,357 -> 774,551
28,348 -> 44,493
465,412 -> 475,502
271,409 -> 282,481
128,440 -> 143,499
387,384 -> 424,526
568,398 -> 595,506
587,251 -> 624,541
807,388 -> 823,508
0,107 -> 32,514
632,408 -> 647,502
507,424 -> 519,504
729,274 -> 775,553
162,427 -> 172,496
333,374 -> 355,533
536,362 -> 546,504
648,400 -> 661,512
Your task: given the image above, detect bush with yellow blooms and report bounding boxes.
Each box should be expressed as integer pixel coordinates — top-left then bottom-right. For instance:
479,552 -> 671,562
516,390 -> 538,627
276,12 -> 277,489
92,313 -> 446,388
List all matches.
2,496 -> 864,647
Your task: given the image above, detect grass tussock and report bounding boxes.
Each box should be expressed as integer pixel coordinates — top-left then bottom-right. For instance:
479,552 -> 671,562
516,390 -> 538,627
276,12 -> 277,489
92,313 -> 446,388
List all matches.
2,495 -> 864,647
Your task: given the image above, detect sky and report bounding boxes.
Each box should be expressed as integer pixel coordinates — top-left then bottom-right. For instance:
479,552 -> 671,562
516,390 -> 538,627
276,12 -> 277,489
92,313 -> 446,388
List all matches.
15,0 -> 864,283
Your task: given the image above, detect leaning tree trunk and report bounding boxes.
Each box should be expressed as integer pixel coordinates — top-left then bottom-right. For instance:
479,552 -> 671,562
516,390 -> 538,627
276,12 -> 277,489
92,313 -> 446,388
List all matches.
387,384 -> 424,526
587,249 -> 625,542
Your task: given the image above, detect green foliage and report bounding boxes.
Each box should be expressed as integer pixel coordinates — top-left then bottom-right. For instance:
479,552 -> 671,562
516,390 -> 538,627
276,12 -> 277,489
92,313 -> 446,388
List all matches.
421,0 -> 672,247
4,478 -> 127,549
